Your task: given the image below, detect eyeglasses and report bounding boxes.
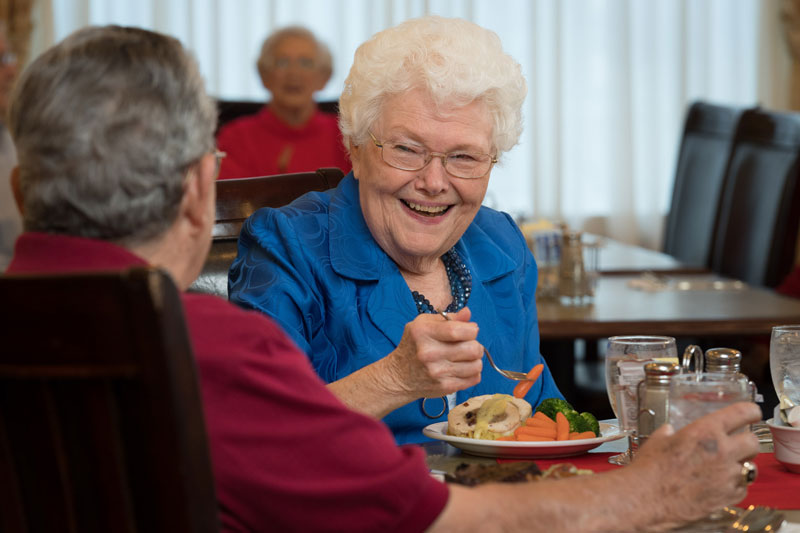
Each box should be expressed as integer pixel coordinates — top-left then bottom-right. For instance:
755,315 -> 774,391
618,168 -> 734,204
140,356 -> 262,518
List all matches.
184,150 -> 226,183
368,131 -> 496,179
273,56 -> 316,71
213,150 -> 226,177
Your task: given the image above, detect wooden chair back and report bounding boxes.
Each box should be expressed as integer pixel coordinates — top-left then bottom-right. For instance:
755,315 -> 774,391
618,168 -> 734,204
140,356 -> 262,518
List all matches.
0,268 -> 218,533
190,167 -> 345,298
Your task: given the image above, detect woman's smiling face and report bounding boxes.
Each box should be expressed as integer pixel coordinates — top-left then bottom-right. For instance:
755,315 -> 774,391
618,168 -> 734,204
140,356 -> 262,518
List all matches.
349,89 -> 494,272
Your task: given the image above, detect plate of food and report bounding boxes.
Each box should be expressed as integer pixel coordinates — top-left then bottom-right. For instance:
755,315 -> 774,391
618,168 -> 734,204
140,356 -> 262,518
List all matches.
422,394 -> 624,459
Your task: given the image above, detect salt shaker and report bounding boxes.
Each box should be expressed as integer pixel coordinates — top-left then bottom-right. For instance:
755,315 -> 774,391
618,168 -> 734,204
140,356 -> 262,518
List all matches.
558,231 -> 589,306
636,362 -> 680,450
704,347 -> 742,373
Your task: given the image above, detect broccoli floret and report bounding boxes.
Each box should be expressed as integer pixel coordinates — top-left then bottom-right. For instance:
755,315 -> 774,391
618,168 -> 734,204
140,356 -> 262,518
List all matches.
580,412 -> 600,436
565,411 -> 591,433
534,398 -> 575,421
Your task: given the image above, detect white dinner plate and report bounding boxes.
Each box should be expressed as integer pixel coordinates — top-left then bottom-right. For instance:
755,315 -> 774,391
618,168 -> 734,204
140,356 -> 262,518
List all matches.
422,421 -> 624,459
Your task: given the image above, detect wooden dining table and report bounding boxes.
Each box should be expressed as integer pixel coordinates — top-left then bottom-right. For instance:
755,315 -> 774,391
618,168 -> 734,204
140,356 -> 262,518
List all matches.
587,235 -> 709,275
537,273 -> 800,340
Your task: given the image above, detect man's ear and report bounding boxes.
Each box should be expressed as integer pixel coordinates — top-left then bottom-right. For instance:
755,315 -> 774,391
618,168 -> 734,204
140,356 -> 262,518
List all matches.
10,166 -> 23,215
181,154 -> 216,229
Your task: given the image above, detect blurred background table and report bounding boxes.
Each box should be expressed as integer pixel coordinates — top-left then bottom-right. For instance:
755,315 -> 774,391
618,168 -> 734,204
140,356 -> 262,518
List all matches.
589,235 -> 708,275
537,274 -> 800,340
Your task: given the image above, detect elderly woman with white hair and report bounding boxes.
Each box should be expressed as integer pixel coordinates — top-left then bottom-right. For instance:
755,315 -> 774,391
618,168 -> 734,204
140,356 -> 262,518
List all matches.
229,16 -> 564,444
216,26 -> 350,179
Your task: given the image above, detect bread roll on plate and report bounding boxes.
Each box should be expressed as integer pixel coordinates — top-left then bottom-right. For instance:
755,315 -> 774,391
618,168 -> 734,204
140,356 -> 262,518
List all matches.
448,394 -> 532,440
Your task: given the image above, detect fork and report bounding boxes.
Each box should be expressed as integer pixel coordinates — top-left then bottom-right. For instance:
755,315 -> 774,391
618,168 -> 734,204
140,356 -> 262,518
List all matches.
439,311 -> 533,381
727,505 -> 785,532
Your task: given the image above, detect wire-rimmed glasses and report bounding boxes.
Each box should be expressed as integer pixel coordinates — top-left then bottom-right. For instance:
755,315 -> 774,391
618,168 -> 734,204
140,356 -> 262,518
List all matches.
212,150 -> 226,177
183,150 -> 226,183
368,131 -> 496,179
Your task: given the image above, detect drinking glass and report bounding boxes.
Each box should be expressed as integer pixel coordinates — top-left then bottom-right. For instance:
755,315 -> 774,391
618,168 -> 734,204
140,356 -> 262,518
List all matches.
668,372 -> 753,430
605,335 -> 678,465
770,326 -> 800,411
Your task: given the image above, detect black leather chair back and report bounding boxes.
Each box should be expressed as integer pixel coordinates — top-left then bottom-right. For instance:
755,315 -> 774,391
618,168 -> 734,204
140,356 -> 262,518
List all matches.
663,101 -> 745,267
0,268 -> 218,533
710,108 -> 800,287
190,167 -> 346,298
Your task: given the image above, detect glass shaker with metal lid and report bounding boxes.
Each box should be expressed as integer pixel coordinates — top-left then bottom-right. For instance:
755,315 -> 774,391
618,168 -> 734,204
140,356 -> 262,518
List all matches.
558,231 -> 590,306
636,362 -> 680,449
704,347 -> 742,373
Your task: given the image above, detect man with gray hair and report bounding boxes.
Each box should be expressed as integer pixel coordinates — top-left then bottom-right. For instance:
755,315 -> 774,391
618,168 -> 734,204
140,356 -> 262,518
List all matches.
5,24 -> 761,533
5,24 -> 448,532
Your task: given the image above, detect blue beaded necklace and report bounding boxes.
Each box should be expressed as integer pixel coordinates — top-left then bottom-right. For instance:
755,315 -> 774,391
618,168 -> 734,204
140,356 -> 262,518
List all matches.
412,248 -> 472,314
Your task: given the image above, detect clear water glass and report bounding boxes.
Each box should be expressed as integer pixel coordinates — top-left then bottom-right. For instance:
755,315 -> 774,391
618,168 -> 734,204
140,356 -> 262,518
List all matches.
770,325 -> 800,410
668,372 -> 753,430
604,335 -> 678,465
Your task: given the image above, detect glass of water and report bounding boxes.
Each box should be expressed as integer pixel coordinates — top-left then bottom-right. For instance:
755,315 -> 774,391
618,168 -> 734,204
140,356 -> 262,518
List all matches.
668,372 -> 753,430
770,325 -> 800,411
605,336 -> 678,465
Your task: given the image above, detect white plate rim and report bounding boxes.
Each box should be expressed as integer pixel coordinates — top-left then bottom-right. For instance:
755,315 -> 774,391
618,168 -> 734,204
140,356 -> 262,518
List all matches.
422,421 -> 624,455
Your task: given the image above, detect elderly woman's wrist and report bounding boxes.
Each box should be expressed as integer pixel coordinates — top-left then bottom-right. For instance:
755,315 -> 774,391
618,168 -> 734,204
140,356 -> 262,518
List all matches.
371,356 -> 416,400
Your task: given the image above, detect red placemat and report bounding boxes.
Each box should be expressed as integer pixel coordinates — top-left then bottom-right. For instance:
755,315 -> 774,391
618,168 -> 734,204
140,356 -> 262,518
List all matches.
498,453 -> 800,510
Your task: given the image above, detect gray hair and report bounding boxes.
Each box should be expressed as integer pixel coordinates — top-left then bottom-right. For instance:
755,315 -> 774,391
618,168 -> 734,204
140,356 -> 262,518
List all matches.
339,16 -> 527,158
257,26 -> 333,81
8,25 -> 217,245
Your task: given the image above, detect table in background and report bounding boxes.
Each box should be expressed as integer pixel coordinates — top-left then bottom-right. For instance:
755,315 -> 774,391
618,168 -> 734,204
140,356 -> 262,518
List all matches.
537,274 -> 800,340
589,236 -> 708,275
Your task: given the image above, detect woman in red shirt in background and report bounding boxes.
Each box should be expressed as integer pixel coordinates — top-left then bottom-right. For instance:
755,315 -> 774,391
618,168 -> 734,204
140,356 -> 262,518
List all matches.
216,26 -> 350,179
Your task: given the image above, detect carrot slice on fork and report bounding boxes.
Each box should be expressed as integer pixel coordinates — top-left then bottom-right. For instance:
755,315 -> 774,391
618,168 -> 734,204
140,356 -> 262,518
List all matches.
512,363 -> 545,398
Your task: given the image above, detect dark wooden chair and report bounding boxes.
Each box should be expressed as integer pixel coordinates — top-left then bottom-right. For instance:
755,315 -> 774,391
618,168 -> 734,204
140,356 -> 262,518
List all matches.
190,167 -> 346,298
709,108 -> 800,288
0,267 -> 218,533
662,101 -> 746,267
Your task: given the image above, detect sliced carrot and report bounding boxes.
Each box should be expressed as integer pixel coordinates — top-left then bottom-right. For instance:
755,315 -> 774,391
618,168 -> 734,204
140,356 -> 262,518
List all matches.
569,431 -> 597,440
515,425 -> 557,439
568,432 -> 580,440
512,363 -> 545,398
555,412 -> 569,441
513,381 -> 533,398
525,416 -> 557,429
515,434 -> 555,442
526,363 -> 544,382
496,435 -> 516,441
532,411 -> 555,424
